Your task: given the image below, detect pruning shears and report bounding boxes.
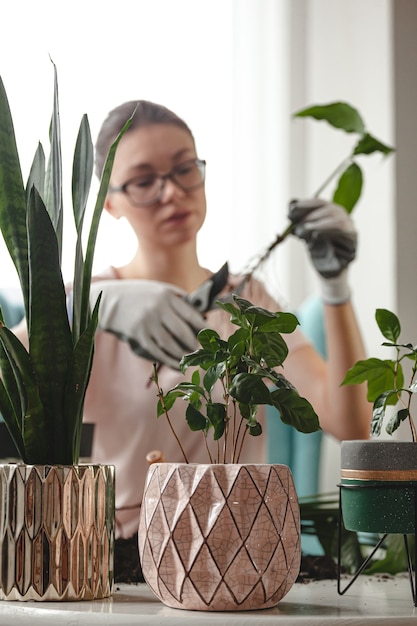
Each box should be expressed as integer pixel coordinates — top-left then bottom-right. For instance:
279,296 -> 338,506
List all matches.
187,262 -> 230,314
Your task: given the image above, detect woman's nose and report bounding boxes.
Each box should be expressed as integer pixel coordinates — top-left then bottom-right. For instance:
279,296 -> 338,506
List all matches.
158,176 -> 186,203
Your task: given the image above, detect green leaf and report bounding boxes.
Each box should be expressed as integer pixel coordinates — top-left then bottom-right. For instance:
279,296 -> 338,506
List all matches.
206,402 -> 226,440
180,348 -> 219,371
185,404 -> 207,432
74,108 -> 135,343
203,363 -> 224,394
385,408 -> 409,436
26,143 -> 45,207
270,387 -> 321,433
229,373 -> 272,405
0,326 -> 49,462
332,162 -> 363,213
353,132 -> 395,157
72,115 -> 93,232
44,62 -> 63,256
63,295 -> 101,463
252,331 -> 289,368
0,76 -> 29,312
375,308 -> 401,343
294,102 -> 366,135
341,358 -> 402,403
26,189 -> 73,462
371,391 -> 400,436
197,328 -> 222,352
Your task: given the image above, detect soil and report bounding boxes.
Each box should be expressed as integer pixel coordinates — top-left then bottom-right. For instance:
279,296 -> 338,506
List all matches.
114,536 -> 337,584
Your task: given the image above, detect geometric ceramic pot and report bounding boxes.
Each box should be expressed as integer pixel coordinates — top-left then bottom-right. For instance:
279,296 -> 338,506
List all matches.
0,463 -> 115,601
138,463 -> 300,611
340,440 -> 417,534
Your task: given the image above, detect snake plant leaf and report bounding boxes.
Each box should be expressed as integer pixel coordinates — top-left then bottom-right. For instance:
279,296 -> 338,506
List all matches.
44,62 -> 63,257
26,143 -> 45,207
26,186 -> 73,459
294,102 -> 366,135
71,115 -> 94,343
0,77 -> 29,313
0,325 -> 48,462
73,110 -> 136,343
0,377 -> 23,457
0,321 -> 25,456
72,114 -> 93,232
333,162 -> 363,213
353,132 -> 395,157
63,295 -> 101,463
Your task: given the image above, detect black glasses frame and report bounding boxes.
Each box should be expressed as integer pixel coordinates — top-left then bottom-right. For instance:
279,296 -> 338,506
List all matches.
109,158 -> 206,207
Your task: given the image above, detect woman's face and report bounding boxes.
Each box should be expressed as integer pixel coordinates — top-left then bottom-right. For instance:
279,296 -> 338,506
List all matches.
105,123 -> 207,251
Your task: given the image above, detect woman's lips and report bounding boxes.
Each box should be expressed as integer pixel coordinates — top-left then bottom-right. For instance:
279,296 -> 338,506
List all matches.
164,211 -> 191,225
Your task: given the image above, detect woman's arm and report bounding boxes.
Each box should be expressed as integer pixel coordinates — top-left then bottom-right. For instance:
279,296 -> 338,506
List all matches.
285,301 -> 371,441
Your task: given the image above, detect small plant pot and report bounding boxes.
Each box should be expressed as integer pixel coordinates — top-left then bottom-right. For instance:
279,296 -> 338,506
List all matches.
138,463 -> 300,611
0,463 -> 115,601
340,440 -> 417,534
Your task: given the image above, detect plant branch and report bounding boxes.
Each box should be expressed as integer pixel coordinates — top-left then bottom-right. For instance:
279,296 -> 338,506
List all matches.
312,155 -> 353,198
152,364 -> 189,464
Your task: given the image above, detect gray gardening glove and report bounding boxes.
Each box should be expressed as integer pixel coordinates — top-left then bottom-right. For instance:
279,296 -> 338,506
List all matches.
89,279 -> 205,369
289,199 -> 357,304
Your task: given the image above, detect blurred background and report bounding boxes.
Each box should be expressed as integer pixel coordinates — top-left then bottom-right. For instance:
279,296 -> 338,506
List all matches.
0,0 -> 415,490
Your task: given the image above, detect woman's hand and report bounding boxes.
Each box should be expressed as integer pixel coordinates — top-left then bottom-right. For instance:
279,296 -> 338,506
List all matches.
289,199 -> 357,304
90,279 -> 206,369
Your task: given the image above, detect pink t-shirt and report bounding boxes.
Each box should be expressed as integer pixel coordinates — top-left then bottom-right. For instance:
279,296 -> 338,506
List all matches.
84,269 -> 309,538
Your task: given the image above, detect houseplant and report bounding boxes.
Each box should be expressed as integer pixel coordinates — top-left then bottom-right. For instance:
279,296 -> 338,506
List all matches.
139,295 -> 320,611
0,64 -> 131,601
341,308 -> 417,535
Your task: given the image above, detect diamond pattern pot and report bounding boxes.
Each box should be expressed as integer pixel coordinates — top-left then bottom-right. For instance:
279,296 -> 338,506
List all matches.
138,463 -> 300,611
0,463 -> 115,601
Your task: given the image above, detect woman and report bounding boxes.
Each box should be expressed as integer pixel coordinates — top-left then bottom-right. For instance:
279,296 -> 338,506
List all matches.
87,100 -> 370,579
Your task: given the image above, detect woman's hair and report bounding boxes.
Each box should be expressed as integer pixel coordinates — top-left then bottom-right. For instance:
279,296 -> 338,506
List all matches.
95,100 -> 195,179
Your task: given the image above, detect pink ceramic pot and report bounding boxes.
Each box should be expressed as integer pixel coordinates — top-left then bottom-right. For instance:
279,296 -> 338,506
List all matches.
138,463 -> 300,611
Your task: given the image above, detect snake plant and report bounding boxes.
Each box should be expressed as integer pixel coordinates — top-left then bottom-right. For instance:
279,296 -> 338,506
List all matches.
0,63 -> 131,464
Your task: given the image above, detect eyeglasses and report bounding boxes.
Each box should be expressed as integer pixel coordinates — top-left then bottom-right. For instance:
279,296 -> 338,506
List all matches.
109,158 -> 206,207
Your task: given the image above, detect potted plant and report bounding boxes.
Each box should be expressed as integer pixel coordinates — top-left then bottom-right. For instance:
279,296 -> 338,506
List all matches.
340,308 -> 417,535
138,295 -> 320,611
0,64 -> 130,601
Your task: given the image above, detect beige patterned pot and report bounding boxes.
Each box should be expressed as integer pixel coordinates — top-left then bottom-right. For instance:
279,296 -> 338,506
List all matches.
0,463 -> 115,601
138,463 -> 300,611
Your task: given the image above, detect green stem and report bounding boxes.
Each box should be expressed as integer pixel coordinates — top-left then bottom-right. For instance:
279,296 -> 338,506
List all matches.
313,155 -> 353,198
151,364 -> 189,463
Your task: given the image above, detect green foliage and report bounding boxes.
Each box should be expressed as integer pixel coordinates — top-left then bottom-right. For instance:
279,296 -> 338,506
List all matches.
154,296 -> 320,464
342,309 -> 417,440
0,63 -> 132,464
293,101 -> 394,213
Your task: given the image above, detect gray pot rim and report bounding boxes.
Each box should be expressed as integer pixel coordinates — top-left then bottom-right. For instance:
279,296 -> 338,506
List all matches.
341,439 -> 417,472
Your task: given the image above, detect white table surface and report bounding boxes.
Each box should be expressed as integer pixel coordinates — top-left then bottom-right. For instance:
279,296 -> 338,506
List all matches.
0,575 -> 416,625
